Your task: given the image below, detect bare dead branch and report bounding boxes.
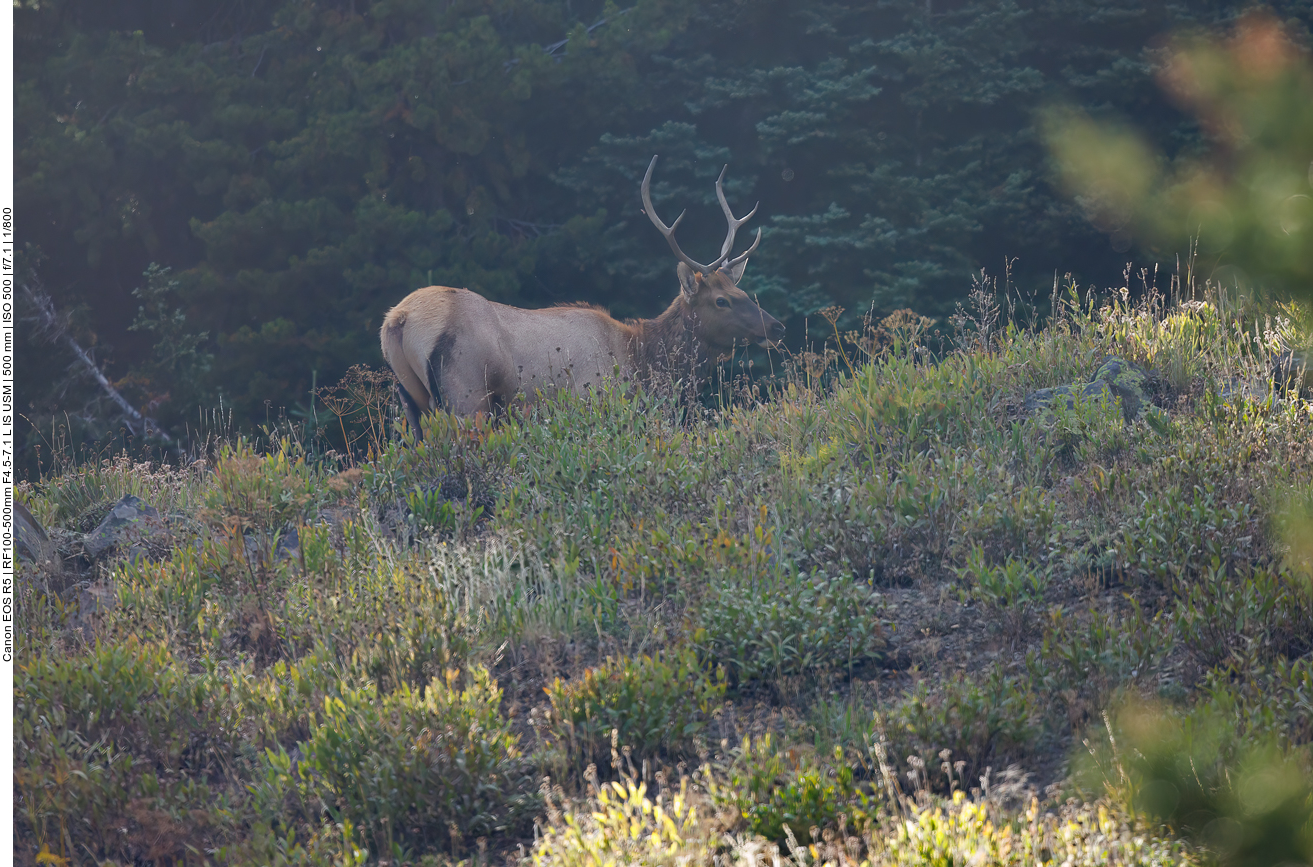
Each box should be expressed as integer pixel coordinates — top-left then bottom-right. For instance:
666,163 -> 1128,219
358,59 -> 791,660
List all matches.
20,282 -> 173,443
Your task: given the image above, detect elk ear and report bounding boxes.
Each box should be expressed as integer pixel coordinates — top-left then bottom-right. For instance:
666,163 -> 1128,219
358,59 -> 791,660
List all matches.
724,258 -> 749,285
677,262 -> 702,298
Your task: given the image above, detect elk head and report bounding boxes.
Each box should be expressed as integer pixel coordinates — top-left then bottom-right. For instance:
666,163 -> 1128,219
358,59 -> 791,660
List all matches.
641,156 -> 785,356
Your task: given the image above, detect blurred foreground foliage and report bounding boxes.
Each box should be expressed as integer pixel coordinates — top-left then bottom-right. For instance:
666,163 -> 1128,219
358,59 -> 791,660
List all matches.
1082,702 -> 1313,867
1047,12 -> 1313,307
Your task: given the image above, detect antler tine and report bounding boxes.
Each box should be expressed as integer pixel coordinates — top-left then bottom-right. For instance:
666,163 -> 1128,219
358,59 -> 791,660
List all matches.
641,155 -> 717,274
725,227 -> 762,269
714,164 -> 759,266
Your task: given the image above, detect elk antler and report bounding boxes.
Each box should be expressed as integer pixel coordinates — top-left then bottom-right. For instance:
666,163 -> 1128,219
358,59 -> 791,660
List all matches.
642,155 -> 761,274
714,164 -> 761,268
642,155 -> 718,273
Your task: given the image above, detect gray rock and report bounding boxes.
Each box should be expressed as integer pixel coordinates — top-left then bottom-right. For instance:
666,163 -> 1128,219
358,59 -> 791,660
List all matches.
275,526 -> 300,561
15,501 -> 58,567
240,525 -> 301,564
84,495 -> 164,560
1218,377 -> 1248,402
1273,349 -> 1312,395
74,582 -> 118,618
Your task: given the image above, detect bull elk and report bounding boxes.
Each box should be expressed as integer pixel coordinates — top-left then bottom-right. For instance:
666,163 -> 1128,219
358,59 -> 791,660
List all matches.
380,155 -> 784,430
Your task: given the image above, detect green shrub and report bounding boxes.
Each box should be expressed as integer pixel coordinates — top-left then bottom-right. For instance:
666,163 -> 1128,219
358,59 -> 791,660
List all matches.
1115,481 -> 1259,589
278,562 -> 473,692
834,352 -> 999,460
1275,482 -> 1313,579
230,646 -> 356,752
546,647 -> 726,771
694,571 -> 886,690
603,509 -> 783,597
405,484 -> 485,535
954,545 -> 1048,635
284,666 -> 535,858
15,638 -> 243,864
719,735 -> 875,847
772,470 -> 895,583
109,540 -> 231,648
212,817 -> 370,867
202,438 -> 325,538
878,669 -> 1043,792
367,410 -> 513,543
1199,656 -> 1313,748
1027,602 -> 1167,725
239,653 -> 536,862
495,386 -> 704,559
1172,560 -> 1313,667
955,484 -> 1058,560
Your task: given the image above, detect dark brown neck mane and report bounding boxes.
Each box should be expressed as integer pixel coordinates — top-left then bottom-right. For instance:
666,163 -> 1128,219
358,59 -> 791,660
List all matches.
628,296 -> 705,381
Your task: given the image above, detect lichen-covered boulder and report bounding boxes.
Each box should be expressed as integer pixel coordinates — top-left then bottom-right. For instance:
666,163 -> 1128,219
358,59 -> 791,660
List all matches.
1024,356 -> 1154,423
1023,380 -> 1114,413
1093,356 -> 1150,421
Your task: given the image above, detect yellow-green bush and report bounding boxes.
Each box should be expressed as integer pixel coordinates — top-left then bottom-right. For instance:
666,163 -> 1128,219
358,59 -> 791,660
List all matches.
720,735 -> 876,847
531,770 -> 1197,867
274,667 -> 535,858
533,776 -> 729,867
871,792 -> 1197,867
203,438 -> 325,536
546,647 -> 727,772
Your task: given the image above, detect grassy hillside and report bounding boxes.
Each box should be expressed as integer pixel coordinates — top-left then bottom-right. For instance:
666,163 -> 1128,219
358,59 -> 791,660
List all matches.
14,281 -> 1313,866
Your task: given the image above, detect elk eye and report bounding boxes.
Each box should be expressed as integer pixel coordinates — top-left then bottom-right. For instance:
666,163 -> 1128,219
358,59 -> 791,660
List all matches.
716,297 -> 731,308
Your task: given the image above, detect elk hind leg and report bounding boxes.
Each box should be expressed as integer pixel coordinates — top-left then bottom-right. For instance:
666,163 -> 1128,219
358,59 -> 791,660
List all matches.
396,383 -> 426,434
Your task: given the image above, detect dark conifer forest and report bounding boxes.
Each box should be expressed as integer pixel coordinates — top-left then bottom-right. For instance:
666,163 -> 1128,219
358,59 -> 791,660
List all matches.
13,0 -> 1313,458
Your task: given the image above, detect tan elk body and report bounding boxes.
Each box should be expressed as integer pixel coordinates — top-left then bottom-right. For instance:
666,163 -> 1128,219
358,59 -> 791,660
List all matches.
380,156 -> 784,429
